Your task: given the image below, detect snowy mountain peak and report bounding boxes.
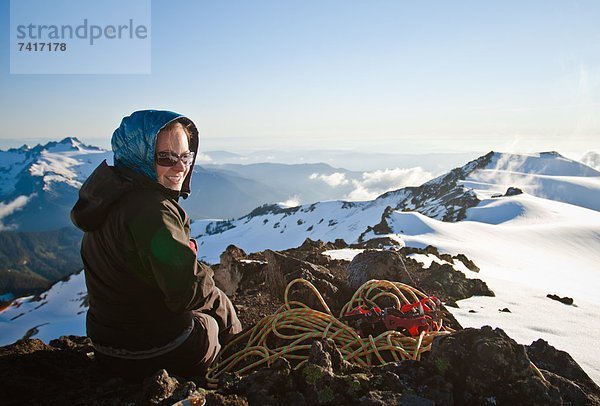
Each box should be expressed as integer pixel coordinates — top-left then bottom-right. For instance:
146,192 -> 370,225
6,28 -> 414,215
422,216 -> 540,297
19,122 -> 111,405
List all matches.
370,151 -> 495,223
3,137 -> 103,156
0,138 -> 110,231
44,137 -> 102,153
539,150 -> 561,156
484,151 -> 600,177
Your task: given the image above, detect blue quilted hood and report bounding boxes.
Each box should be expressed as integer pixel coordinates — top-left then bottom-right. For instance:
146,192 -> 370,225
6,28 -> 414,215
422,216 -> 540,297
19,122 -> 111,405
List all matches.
111,110 -> 199,199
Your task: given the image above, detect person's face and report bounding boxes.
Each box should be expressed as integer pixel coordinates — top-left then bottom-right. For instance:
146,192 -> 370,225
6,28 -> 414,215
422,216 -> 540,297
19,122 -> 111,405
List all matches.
154,125 -> 191,191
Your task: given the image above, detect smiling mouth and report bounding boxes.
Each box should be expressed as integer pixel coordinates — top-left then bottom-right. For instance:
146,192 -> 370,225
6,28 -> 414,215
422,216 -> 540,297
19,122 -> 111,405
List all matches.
166,176 -> 183,183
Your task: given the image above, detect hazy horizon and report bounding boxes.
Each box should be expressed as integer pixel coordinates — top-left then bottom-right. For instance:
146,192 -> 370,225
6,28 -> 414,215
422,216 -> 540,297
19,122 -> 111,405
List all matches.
1,1 -> 599,156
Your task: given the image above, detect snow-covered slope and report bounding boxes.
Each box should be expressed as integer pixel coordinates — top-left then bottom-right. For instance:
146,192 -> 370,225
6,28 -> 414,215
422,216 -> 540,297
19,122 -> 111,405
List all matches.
379,197 -> 600,383
193,151 -> 599,263
0,271 -> 87,344
192,153 -> 500,263
0,138 -> 110,231
463,151 -> 600,211
485,151 -> 599,176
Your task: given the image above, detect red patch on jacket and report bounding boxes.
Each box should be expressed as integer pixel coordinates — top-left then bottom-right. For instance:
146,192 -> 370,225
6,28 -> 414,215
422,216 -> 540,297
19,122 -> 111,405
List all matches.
189,239 -> 198,255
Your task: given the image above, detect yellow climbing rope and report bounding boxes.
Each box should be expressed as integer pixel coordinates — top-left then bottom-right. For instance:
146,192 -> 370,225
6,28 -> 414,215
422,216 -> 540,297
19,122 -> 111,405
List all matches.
205,278 -> 451,388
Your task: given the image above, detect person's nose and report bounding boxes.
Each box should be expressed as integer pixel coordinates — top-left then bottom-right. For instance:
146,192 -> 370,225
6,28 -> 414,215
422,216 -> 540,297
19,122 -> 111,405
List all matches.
173,158 -> 186,172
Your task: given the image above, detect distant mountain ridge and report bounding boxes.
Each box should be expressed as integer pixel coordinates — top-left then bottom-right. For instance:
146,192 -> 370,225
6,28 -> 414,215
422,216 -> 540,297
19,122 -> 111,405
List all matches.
192,150 -> 600,263
0,137 -> 108,231
0,138 -> 385,229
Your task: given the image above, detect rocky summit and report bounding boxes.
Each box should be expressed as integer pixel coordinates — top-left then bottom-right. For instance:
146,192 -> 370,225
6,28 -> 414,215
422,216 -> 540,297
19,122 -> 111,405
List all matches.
1,239 -> 599,405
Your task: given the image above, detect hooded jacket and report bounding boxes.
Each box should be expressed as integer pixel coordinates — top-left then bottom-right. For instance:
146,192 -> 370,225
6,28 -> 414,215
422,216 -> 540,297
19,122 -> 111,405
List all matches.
71,110 -> 215,355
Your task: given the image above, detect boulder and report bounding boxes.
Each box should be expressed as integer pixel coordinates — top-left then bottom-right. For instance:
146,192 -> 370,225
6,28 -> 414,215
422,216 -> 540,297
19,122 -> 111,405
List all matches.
546,294 -> 574,305
425,326 -> 562,405
420,262 -> 494,302
264,249 -> 344,312
351,237 -> 403,249
213,245 -> 266,296
527,338 -> 600,400
505,187 -> 524,196
140,369 -> 180,405
347,250 -> 415,290
453,253 -> 480,272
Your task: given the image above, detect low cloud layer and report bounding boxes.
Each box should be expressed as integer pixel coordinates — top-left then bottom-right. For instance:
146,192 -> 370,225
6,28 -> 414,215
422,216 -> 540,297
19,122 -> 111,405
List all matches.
345,167 -> 433,201
309,172 -> 349,187
195,152 -> 213,163
0,195 -> 32,230
309,167 -> 433,201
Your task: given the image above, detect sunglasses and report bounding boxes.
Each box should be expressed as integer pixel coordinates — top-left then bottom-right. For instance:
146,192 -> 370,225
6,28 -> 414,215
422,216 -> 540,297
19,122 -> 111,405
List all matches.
155,151 -> 195,167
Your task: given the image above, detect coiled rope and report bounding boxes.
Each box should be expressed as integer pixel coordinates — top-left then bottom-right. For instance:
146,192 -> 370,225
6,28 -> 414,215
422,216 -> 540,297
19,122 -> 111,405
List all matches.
205,278 -> 451,388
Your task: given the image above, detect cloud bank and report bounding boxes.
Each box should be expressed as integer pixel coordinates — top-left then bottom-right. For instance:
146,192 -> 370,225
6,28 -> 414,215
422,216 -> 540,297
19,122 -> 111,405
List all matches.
0,195 -> 33,230
309,168 -> 433,201
345,167 -> 434,201
309,172 -> 349,187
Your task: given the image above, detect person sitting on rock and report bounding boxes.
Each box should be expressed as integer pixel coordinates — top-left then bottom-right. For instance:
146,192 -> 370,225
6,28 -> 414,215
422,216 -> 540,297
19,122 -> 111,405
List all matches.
71,109 -> 241,379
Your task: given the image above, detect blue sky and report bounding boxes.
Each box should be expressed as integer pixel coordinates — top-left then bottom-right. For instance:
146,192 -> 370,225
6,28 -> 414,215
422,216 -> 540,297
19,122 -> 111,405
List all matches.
1,0 -> 599,154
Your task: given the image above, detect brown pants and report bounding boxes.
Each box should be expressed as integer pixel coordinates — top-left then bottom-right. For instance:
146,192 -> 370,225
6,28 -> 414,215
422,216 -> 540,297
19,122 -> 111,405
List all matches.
95,287 -> 242,380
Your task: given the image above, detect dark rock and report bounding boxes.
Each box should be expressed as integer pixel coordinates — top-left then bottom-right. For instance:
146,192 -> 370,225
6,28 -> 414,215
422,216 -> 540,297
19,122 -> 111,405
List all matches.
546,294 -> 574,305
347,250 -> 415,290
538,370 -> 599,406
169,381 -> 205,404
499,308 -> 511,313
444,300 -> 459,308
307,339 -> 352,373
359,391 -> 434,405
333,239 -> 348,248
279,239 -> 350,270
372,206 -> 394,235
352,236 -> 403,249
308,340 -> 334,371
140,369 -> 179,405
357,206 -> 395,243
298,238 -> 328,251
214,245 -> 266,296
453,253 -> 480,272
49,335 -> 93,352
1,326 -> 598,405
222,357 -> 293,405
394,246 -> 489,302
425,245 -> 441,255
205,392 -> 249,405
505,187 -> 524,196
420,262 -> 494,302
0,338 -> 55,356
526,338 -> 600,397
0,337 -> 140,404
264,249 -> 345,312
425,326 -> 562,405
